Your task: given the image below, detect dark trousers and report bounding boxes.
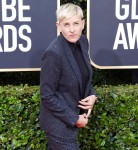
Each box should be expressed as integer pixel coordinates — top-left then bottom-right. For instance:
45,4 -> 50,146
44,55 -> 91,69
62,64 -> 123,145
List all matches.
46,133 -> 79,150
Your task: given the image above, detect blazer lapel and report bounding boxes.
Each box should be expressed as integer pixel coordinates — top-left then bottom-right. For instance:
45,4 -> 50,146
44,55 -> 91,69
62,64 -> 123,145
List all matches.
79,37 -> 92,82
59,35 -> 83,95
79,37 -> 92,97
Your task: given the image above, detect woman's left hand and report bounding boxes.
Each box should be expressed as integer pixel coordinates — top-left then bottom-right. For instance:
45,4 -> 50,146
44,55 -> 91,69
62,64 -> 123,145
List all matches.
78,95 -> 97,118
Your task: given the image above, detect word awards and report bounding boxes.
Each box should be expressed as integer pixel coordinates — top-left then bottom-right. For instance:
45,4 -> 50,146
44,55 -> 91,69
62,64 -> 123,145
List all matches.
113,0 -> 138,50
0,0 -> 32,52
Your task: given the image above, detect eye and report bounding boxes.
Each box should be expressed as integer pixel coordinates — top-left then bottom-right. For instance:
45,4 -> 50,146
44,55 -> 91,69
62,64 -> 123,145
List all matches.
74,22 -> 79,25
64,23 -> 69,26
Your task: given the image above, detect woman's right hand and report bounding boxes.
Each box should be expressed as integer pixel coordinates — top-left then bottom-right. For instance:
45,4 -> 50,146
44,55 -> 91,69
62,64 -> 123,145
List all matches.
75,114 -> 88,128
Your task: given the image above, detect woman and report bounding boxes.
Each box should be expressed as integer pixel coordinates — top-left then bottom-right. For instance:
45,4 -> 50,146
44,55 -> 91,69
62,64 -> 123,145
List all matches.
40,3 -> 97,150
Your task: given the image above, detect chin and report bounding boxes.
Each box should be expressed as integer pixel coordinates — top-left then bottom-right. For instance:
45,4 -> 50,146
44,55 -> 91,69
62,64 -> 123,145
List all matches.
68,38 -> 79,43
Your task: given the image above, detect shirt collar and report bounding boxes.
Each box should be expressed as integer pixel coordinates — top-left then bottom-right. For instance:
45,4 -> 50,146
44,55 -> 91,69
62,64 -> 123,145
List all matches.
60,34 -> 80,53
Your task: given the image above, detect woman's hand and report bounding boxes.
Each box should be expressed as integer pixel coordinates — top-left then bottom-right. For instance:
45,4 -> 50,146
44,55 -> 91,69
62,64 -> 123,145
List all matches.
75,113 -> 88,128
78,95 -> 97,118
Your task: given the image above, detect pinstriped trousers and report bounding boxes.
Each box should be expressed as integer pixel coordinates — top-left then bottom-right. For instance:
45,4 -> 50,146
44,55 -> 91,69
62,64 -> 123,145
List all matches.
46,133 -> 80,150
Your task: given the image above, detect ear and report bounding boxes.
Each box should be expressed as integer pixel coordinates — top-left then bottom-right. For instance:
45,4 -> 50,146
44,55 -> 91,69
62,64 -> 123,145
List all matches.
82,19 -> 85,30
56,21 -> 61,32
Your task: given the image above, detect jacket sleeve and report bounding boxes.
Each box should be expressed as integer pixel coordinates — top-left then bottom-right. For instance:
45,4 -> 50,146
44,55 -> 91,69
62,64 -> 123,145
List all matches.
40,49 -> 79,127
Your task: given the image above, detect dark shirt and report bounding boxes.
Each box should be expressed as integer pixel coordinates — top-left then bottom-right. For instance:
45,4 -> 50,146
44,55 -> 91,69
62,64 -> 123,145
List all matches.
67,41 -> 89,99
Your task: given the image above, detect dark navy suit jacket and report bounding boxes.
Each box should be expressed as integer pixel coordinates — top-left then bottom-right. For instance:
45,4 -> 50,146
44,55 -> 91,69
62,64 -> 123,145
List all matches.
39,34 -> 95,139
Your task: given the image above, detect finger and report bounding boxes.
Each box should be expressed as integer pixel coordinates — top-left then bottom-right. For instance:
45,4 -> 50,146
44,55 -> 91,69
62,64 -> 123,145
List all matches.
81,98 -> 89,102
79,101 -> 91,106
79,101 -> 94,106
86,109 -> 92,118
78,105 -> 92,109
81,95 -> 97,101
82,113 -> 87,117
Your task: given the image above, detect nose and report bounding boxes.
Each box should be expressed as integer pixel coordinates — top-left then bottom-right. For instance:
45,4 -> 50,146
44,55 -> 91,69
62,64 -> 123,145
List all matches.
69,25 -> 75,33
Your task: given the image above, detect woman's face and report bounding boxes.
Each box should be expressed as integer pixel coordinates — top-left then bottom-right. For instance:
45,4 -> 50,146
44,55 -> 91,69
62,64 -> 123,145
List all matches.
56,15 -> 85,43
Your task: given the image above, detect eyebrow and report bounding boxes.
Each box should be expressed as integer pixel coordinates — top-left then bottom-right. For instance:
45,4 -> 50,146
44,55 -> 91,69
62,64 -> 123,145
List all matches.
63,20 -> 80,24
63,22 -> 69,25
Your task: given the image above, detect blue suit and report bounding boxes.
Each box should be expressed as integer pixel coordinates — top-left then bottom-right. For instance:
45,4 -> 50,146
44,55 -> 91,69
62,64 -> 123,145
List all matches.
39,34 -> 95,149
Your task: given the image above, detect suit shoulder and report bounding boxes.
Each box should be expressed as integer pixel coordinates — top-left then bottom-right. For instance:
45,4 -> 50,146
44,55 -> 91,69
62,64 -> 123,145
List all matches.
79,34 -> 89,52
79,35 -> 88,48
42,36 -> 63,58
81,34 -> 88,40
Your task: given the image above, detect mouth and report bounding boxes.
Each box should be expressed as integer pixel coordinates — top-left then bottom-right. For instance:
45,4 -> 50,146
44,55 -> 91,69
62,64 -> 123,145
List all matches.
69,34 -> 77,37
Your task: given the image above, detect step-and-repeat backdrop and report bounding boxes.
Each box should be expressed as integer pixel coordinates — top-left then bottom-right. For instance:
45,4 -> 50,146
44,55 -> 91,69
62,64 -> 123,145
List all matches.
88,0 -> 138,69
1,0 -> 138,71
0,0 -> 58,71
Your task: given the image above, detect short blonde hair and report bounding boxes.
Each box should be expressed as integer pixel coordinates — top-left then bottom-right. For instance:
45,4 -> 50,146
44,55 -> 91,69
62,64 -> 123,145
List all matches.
56,3 -> 84,22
